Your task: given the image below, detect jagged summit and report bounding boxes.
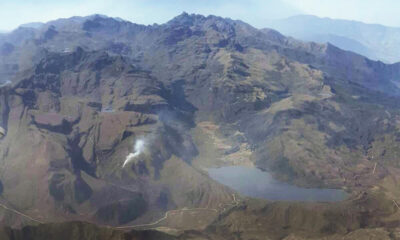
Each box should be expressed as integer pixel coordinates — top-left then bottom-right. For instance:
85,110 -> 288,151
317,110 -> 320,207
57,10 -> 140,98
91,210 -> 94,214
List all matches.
166,12 -> 239,28
166,12 -> 202,26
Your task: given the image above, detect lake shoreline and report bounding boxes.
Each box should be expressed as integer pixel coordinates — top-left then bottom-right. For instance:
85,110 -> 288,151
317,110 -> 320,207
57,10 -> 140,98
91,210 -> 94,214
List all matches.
208,166 -> 348,202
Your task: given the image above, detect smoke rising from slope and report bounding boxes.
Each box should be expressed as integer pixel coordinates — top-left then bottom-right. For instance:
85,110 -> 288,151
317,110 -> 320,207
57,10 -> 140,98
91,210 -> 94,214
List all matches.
122,138 -> 146,168
0,80 -> 11,87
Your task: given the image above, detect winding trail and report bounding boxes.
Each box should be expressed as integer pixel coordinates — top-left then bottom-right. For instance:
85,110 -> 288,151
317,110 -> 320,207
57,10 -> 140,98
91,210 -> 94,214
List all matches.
115,208 -> 217,229
0,193 -> 239,230
0,202 -> 43,224
115,193 -> 239,229
372,162 -> 377,175
393,200 -> 400,210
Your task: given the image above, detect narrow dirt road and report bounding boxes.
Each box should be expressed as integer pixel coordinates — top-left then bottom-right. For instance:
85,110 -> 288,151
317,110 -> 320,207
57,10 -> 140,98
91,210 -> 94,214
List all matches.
0,193 -> 240,230
0,202 -> 43,224
116,194 -> 239,229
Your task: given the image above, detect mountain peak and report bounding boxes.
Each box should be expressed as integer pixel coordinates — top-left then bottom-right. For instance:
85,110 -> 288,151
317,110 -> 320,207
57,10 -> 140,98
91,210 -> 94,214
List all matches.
19,22 -> 45,29
167,12 -> 205,26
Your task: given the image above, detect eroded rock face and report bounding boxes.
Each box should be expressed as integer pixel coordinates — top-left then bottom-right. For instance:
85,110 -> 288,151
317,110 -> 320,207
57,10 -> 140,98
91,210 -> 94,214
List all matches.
0,48 -> 232,227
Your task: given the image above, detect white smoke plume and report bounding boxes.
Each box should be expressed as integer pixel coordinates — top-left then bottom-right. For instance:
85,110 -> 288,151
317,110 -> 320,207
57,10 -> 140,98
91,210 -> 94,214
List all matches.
122,138 -> 146,168
0,80 -> 11,88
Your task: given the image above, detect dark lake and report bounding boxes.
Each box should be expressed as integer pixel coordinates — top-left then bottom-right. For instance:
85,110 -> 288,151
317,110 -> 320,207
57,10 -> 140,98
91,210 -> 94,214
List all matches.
208,166 -> 347,202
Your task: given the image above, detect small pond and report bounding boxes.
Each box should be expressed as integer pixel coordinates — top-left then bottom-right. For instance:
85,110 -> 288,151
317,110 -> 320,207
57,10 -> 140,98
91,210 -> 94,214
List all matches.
208,166 -> 347,202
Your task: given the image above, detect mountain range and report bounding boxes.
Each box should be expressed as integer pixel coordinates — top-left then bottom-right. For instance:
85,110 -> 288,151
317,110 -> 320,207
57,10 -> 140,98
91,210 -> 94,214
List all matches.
0,13 -> 400,239
266,14 -> 400,63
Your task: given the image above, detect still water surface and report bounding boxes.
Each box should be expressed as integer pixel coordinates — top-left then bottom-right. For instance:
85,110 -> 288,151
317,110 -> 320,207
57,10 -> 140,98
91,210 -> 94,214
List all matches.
208,166 -> 347,202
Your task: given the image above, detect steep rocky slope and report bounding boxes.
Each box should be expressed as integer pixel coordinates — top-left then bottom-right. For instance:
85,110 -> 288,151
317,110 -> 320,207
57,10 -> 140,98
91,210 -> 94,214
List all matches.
1,13 -> 400,239
0,46 -> 233,227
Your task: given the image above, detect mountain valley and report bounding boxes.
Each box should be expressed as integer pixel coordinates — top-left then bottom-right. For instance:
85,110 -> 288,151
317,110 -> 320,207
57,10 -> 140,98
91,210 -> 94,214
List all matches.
0,13 -> 400,239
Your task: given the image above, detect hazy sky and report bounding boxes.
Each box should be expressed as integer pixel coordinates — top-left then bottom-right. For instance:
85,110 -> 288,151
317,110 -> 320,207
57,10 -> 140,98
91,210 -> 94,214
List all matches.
1,0 -> 400,31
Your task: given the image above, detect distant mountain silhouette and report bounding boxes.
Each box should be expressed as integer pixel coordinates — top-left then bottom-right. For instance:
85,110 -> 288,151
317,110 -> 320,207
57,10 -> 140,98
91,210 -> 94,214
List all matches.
266,14 -> 400,63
